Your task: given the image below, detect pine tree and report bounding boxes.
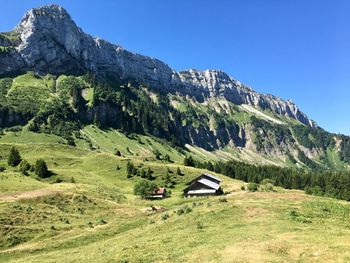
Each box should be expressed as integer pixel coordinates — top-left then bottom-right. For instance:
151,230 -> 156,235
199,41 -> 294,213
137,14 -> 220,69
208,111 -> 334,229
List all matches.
35,159 -> 49,178
176,167 -> 182,176
7,147 -> 21,167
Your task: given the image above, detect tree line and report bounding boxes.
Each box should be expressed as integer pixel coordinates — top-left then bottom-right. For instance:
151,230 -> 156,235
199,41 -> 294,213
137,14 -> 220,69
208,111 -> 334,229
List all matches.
184,156 -> 350,201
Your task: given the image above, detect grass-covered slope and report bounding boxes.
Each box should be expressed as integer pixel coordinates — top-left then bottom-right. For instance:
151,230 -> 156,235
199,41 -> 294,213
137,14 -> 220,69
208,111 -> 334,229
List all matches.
0,132 -> 349,262
1,71 -> 350,170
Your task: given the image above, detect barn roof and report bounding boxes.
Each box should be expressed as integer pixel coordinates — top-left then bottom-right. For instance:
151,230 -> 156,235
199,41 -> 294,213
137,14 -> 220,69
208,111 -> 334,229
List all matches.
198,178 -> 221,190
153,188 -> 166,195
203,173 -> 221,182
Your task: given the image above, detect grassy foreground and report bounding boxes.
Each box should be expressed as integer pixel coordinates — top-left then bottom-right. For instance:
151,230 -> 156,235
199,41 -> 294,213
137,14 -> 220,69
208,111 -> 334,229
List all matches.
0,131 -> 350,262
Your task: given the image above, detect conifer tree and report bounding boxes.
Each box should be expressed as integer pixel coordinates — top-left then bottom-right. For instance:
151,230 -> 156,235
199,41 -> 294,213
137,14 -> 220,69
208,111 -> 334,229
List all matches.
7,147 -> 21,167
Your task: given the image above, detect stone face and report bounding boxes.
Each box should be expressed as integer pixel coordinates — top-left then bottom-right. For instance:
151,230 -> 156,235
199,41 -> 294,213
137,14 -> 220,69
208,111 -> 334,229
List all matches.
1,4 -> 315,127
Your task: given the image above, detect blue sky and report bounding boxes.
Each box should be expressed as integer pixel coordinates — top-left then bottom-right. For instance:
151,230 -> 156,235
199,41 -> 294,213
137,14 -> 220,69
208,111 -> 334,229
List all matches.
1,0 -> 349,135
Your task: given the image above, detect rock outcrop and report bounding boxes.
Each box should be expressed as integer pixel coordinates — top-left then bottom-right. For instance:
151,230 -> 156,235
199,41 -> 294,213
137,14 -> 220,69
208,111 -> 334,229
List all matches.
1,5 -> 315,127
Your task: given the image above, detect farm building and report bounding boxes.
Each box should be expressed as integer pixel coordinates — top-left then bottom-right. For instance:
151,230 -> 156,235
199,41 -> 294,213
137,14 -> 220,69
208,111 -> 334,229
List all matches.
152,187 -> 167,199
183,173 -> 223,197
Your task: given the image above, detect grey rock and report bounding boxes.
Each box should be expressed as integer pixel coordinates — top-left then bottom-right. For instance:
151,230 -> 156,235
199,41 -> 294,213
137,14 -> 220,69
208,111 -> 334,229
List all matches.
2,4 -> 315,127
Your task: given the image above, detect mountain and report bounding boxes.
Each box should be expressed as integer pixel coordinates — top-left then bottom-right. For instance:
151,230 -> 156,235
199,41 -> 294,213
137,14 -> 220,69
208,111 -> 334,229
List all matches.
0,5 -> 349,169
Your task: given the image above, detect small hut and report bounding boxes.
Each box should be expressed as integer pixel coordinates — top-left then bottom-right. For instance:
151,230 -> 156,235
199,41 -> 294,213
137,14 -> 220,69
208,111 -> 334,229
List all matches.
152,187 -> 167,199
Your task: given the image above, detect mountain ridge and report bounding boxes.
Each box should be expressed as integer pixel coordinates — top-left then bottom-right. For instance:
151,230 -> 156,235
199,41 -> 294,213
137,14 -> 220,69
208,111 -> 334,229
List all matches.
1,4 -> 314,127
1,4 -> 349,170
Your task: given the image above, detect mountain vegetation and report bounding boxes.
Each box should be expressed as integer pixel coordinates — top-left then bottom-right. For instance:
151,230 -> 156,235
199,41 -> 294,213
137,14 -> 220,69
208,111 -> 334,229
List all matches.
0,5 -> 349,262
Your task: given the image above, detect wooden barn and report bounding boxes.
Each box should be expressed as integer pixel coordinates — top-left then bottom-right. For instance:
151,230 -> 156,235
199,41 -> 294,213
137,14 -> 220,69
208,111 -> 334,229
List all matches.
183,173 -> 223,197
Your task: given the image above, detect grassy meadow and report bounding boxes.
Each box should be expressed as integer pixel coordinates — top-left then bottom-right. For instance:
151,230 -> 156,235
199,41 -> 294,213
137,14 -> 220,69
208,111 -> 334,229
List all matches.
0,129 -> 350,262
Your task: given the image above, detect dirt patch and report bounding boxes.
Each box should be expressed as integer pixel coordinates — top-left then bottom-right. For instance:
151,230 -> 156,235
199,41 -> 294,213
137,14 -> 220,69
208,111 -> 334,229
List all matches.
0,188 -> 65,202
245,207 -> 269,219
141,206 -> 166,214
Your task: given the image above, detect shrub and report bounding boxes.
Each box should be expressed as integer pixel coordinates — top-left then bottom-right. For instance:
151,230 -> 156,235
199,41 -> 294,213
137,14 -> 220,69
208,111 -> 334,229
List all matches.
19,160 -> 30,175
219,197 -> 228,203
260,183 -> 275,192
196,222 -> 204,229
247,183 -> 258,192
176,208 -> 184,216
7,147 -> 21,167
176,167 -> 182,176
240,185 -> 245,191
184,206 -> 192,213
35,159 -> 49,178
0,166 -> 6,172
161,213 -> 169,221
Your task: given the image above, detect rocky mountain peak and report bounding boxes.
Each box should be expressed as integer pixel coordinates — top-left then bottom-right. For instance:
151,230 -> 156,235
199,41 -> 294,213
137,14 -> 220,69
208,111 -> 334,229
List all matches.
1,5 -> 316,127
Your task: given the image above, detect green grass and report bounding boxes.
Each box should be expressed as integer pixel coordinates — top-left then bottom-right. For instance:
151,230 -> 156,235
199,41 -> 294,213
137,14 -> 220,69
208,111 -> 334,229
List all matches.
79,125 -> 186,163
0,131 -> 350,262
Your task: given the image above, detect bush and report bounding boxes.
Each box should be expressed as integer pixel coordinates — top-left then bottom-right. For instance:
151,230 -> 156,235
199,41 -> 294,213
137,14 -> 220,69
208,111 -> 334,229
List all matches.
35,159 -> 49,178
7,147 -> 21,167
247,183 -> 258,192
240,185 -> 245,191
219,197 -> 228,203
161,213 -> 169,221
19,160 -> 30,175
196,221 -> 204,229
260,183 -> 275,192
0,166 -> 5,172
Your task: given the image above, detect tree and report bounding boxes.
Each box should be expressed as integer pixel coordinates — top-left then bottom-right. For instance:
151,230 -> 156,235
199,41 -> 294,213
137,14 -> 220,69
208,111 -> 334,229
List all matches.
164,154 -> 171,162
35,159 -> 49,178
93,112 -> 101,128
134,180 -> 157,199
126,161 -> 134,178
176,167 -> 182,176
8,147 -> 21,167
19,160 -> 30,175
183,156 -> 195,167
147,167 -> 153,180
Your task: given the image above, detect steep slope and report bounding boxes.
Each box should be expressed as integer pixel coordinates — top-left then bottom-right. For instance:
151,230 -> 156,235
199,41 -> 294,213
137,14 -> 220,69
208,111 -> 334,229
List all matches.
2,5 -> 313,126
0,5 -> 349,169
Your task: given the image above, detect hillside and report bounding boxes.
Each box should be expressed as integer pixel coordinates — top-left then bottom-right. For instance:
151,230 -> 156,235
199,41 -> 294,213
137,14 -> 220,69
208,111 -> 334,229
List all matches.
0,132 -> 350,262
0,5 -> 350,262
0,5 -> 350,169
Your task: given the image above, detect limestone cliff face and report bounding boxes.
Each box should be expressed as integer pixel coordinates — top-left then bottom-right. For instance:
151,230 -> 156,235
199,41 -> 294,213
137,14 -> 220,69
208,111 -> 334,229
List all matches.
1,5 -> 315,127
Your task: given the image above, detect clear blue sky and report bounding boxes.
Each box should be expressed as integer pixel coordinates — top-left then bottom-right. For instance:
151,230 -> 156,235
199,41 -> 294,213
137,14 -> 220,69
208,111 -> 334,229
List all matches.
1,0 -> 349,135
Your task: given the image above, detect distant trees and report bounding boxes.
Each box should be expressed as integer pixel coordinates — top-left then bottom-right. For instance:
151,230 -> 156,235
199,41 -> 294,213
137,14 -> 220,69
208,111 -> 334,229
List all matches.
209,159 -> 350,201
7,147 -> 21,167
183,156 -> 195,167
134,180 -> 158,199
339,136 -> 350,163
